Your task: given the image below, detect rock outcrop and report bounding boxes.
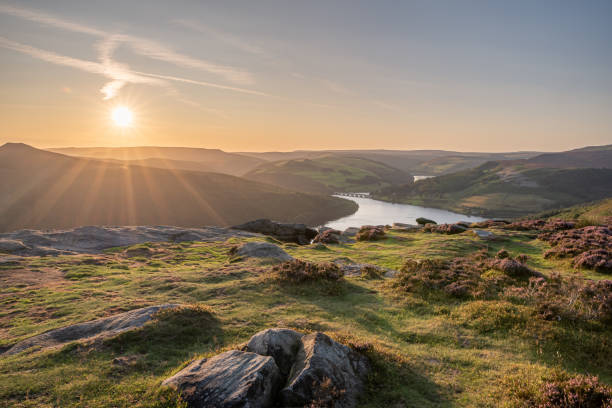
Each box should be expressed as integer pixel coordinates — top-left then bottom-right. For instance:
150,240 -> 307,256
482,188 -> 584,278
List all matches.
164,328 -> 369,408
0,226 -> 258,256
4,304 -> 179,355
163,350 -> 282,408
281,332 -> 369,408
231,242 -> 293,262
313,229 -> 342,244
231,219 -> 317,245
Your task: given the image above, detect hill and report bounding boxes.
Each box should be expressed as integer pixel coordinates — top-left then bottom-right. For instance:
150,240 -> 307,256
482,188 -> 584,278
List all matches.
0,143 -> 356,232
374,160 -> 612,218
525,144 -> 612,169
238,149 -> 542,175
244,155 -> 413,194
49,146 -> 265,176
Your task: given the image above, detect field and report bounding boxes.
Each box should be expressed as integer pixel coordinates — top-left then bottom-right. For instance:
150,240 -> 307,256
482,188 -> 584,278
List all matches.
1,223 -> 610,407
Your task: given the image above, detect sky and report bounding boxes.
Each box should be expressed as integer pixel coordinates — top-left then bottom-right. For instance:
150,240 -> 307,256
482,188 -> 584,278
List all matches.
0,0 -> 611,152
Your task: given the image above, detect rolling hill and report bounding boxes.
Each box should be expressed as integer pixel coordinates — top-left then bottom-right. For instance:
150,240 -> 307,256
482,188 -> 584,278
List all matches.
525,144 -> 612,169
374,157 -> 612,218
49,146 -> 265,176
244,155 -> 413,194
0,143 -> 357,232
238,149 -> 542,175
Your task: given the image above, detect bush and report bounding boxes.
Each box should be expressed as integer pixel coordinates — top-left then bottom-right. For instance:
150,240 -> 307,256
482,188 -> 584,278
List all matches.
505,370 -> 612,408
270,259 -> 343,283
497,249 -> 510,259
356,226 -> 386,241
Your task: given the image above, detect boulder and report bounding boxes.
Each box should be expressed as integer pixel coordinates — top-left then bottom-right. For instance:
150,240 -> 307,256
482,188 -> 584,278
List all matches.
356,226 -> 386,241
0,239 -> 28,253
281,332 -> 369,408
163,350 -> 282,408
231,219 -> 317,245
392,222 -> 419,230
244,328 -> 304,376
232,242 -> 293,262
471,229 -> 498,240
342,227 -> 360,237
416,217 -> 436,225
4,304 -> 179,355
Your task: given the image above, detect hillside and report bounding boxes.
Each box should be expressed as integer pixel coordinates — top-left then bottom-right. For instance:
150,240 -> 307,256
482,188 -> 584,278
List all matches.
374,160 -> 612,218
244,155 -> 413,194
0,143 -> 356,232
525,144 -> 612,169
49,146 -> 265,176
238,149 -> 542,175
1,213 -> 610,406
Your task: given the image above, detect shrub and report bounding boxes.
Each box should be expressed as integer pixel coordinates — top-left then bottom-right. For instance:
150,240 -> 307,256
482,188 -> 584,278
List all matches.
505,370 -> 612,408
270,259 -> 343,283
497,249 -> 510,259
489,258 -> 540,279
572,249 -> 612,273
312,229 -> 342,244
356,226 -> 386,241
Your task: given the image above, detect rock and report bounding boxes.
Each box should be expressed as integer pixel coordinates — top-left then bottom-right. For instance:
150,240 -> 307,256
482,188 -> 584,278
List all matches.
0,256 -> 22,266
163,350 -> 282,408
0,226 -> 259,256
281,332 -> 369,408
423,223 -> 467,235
342,227 -> 360,237
489,258 -> 543,278
0,239 -> 28,253
471,229 -> 498,240
232,242 -> 293,262
244,328 -> 304,376
4,304 -> 179,355
416,217 -> 436,225
313,229 -> 342,244
231,219 -> 317,245
392,223 -> 420,231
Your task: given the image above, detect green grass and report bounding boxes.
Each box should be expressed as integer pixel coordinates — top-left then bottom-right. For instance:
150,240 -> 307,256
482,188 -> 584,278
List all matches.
0,230 -> 610,407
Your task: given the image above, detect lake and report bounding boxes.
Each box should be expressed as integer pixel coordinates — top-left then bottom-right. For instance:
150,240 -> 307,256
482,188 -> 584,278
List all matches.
325,196 -> 485,230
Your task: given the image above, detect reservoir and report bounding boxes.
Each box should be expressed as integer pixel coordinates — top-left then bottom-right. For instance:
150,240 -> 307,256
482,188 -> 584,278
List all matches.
325,196 -> 486,230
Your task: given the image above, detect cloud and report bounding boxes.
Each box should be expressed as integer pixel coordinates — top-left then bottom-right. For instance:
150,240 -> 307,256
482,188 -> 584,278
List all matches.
173,19 -> 266,56
0,4 -> 254,85
373,100 -> 402,112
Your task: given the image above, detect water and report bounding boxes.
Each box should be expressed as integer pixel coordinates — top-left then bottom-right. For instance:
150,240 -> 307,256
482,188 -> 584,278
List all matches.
325,196 -> 485,230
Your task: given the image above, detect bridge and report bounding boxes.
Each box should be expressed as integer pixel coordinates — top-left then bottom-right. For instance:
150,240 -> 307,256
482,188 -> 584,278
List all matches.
334,192 -> 370,198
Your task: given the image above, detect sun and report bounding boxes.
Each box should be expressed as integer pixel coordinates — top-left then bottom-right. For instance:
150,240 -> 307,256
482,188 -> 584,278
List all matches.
111,106 -> 133,127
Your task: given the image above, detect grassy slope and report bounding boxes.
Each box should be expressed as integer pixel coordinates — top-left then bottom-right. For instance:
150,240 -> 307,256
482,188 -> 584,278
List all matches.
1,228 -> 610,407
374,161 -> 612,218
244,155 -> 413,194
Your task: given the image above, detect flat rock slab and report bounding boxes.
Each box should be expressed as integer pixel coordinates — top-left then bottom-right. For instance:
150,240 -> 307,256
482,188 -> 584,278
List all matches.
0,226 -> 259,256
163,350 -> 282,408
4,304 -> 179,355
234,242 -> 293,262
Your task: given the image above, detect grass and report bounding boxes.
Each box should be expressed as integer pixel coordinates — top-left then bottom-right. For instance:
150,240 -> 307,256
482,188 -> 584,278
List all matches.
0,228 -> 610,407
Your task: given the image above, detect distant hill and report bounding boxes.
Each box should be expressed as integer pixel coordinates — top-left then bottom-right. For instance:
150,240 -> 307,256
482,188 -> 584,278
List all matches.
525,144 -> 612,169
374,158 -> 612,218
49,146 -> 265,176
0,143 -> 356,232
238,149 -> 542,175
244,155 -> 413,194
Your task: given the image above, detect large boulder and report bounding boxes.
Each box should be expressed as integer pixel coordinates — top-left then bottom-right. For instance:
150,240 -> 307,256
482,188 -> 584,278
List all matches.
416,217 -> 436,225
163,350 -> 282,408
281,332 -> 370,408
312,229 -> 342,244
0,239 -> 28,253
342,227 -> 360,237
232,242 -> 293,262
231,219 -> 317,245
244,328 -> 304,376
4,304 -> 179,355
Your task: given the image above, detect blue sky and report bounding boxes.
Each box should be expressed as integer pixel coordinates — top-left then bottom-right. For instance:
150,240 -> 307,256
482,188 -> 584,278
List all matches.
1,0 -> 610,151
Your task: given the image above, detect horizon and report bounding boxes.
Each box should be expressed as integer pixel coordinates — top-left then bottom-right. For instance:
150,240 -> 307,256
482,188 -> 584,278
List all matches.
1,1 -> 611,151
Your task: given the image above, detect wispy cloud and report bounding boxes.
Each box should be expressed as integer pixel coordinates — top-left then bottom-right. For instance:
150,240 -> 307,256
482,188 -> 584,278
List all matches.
0,3 -> 254,88
373,100 -> 403,112
173,19 -> 266,56
0,36 -> 165,99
